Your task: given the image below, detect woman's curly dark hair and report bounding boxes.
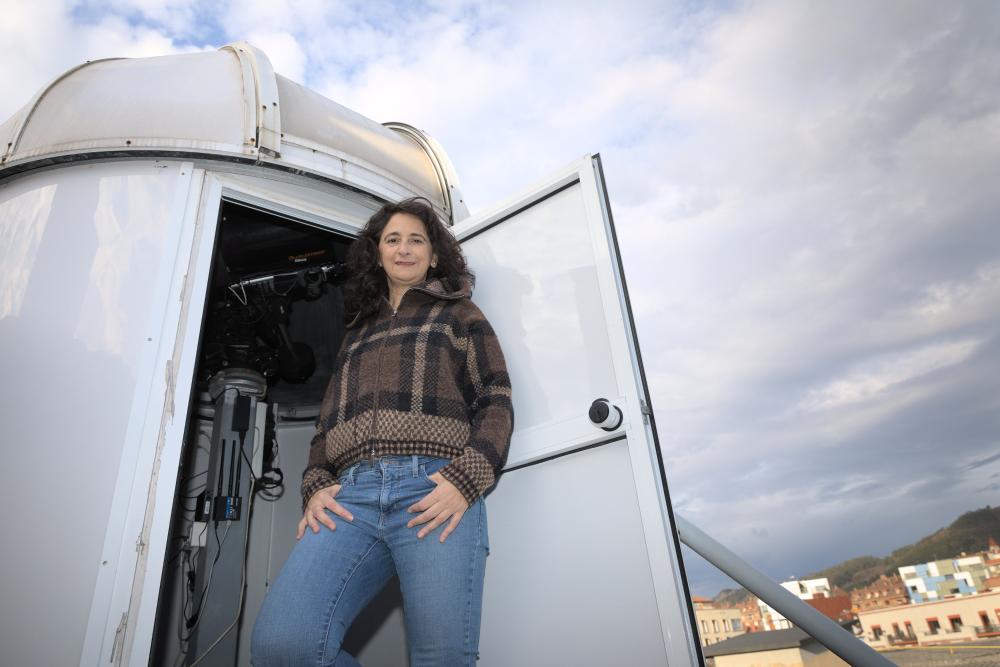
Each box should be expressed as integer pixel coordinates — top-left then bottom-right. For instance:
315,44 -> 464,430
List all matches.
345,197 -> 471,322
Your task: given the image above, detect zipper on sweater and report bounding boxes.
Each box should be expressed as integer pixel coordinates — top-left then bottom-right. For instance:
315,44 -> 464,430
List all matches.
370,306 -> 397,465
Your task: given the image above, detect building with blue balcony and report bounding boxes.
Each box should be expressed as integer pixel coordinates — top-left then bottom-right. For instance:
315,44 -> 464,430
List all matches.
899,556 -> 988,603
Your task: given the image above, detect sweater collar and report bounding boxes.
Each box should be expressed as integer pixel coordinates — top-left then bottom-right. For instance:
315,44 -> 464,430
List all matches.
408,275 -> 473,301
347,275 -> 473,328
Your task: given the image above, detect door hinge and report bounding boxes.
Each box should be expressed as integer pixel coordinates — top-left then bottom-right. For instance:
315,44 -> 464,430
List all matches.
639,400 -> 652,424
135,534 -> 145,554
110,611 -> 127,663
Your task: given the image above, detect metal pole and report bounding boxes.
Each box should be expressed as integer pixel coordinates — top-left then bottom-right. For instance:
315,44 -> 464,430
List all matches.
674,515 -> 895,667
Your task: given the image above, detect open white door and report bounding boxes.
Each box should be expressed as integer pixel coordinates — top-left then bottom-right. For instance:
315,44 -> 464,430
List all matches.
453,155 -> 702,666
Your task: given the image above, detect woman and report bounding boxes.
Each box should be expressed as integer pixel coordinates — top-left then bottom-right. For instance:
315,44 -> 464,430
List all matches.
251,198 -> 514,666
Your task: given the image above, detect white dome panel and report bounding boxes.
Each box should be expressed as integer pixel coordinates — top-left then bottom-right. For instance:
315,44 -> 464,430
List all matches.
17,52 -> 248,157
0,43 -> 464,220
275,75 -> 442,205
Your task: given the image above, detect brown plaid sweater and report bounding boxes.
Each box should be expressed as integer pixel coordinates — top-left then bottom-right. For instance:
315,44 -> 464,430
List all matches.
301,277 -> 513,507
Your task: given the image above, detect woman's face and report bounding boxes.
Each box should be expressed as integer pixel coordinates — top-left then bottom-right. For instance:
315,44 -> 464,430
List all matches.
378,212 -> 437,290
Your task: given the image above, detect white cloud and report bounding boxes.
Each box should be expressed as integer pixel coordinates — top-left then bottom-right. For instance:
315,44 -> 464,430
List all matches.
243,30 -> 308,83
0,1 -> 194,120
913,263 -> 1000,319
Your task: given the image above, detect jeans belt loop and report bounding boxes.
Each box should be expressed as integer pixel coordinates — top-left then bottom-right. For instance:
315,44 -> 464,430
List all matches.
347,463 -> 355,485
411,454 -> 419,478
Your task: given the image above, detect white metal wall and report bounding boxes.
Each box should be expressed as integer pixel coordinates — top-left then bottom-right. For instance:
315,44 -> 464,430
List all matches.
0,162 -> 186,666
480,441 -> 670,665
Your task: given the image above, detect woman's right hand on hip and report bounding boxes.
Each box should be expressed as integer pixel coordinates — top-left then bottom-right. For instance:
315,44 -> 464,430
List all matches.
297,484 -> 353,539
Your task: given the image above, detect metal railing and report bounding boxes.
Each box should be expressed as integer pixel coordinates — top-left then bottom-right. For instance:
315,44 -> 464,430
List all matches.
975,624 -> 1000,637
675,515 -> 896,667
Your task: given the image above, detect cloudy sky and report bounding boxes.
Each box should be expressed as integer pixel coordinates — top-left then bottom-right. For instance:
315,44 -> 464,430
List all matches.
3,0 -> 998,597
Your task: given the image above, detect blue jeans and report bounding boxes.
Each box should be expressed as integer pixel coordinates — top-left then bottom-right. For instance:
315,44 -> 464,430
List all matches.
251,456 -> 489,666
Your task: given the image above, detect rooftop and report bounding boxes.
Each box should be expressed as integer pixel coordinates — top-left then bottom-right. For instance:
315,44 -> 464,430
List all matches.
702,627 -> 817,657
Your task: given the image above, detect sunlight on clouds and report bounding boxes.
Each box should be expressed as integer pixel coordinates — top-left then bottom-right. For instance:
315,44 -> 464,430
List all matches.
302,1 -> 702,209
914,263 -> 1000,318
0,1 -> 81,120
798,340 -> 980,412
218,0 -> 338,47
76,15 -> 182,59
0,1 -> 193,120
244,30 -> 307,83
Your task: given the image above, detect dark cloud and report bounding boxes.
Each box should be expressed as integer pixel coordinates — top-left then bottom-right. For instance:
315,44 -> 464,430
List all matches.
966,452 -> 1000,470
622,1 -> 1000,595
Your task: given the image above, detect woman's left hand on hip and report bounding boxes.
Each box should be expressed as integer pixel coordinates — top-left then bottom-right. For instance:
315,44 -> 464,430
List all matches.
406,472 -> 470,542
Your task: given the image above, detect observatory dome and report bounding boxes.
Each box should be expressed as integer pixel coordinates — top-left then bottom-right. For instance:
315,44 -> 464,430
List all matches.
0,42 -> 464,220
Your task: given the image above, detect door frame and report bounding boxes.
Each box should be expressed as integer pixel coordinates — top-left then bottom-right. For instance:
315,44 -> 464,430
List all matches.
454,155 -> 702,665
86,168 -> 380,666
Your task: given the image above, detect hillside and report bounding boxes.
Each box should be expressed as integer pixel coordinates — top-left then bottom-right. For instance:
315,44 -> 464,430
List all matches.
809,506 -> 1000,591
712,506 -> 1000,603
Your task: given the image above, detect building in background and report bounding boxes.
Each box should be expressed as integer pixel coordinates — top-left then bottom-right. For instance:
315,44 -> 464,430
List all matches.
702,627 -> 848,667
899,556 -> 989,603
692,597 -> 744,647
759,578 -> 834,631
851,574 -> 910,612
804,594 -> 855,624
740,596 -> 763,633
783,578 -> 834,599
983,538 -> 1000,589
858,589 -> 1000,647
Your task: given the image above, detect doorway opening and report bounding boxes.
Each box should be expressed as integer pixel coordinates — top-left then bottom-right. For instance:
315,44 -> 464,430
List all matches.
149,199 -> 380,666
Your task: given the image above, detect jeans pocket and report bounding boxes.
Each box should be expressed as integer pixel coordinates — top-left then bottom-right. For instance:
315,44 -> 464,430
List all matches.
418,457 -> 449,483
